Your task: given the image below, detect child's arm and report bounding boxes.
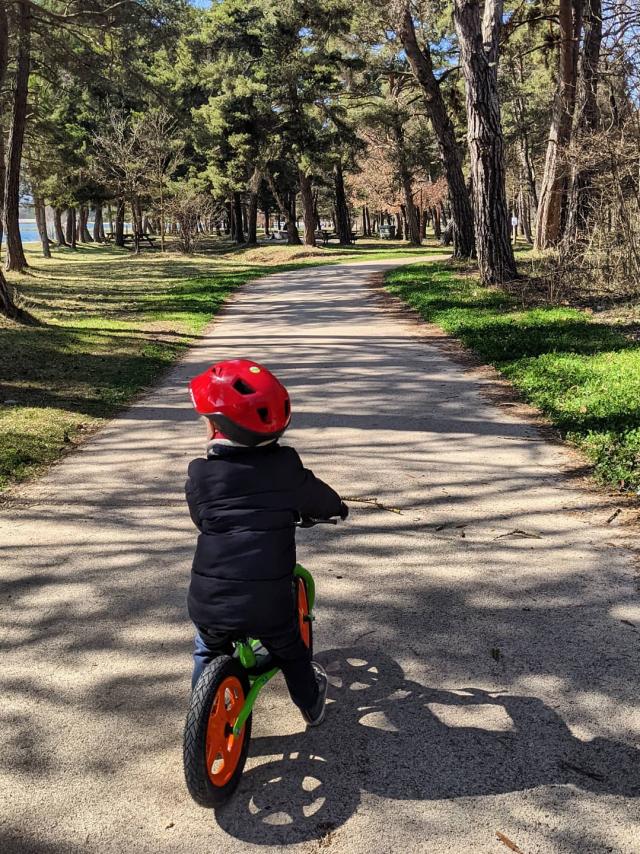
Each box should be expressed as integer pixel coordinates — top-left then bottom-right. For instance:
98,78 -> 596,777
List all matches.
294,463 -> 344,520
185,474 -> 203,531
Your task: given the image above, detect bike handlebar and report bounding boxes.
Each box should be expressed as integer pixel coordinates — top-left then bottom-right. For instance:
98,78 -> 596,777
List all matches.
296,500 -> 348,528
296,516 -> 339,528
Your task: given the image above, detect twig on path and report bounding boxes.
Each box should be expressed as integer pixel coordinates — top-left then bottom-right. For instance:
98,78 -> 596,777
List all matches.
496,832 -> 526,854
606,508 -> 622,524
353,629 -> 376,643
343,496 -> 403,514
561,761 -> 605,782
493,529 -> 543,540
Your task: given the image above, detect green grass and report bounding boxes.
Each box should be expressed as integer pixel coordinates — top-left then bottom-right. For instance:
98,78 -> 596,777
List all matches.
386,263 -> 640,491
0,238 -> 442,492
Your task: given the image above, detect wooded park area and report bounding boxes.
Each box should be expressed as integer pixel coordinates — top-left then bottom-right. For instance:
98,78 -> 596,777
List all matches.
2,6 -> 640,848
0,0 -> 638,318
0,0 -> 639,495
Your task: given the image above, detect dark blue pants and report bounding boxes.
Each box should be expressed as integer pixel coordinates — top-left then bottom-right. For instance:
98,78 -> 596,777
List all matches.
192,621 -> 318,711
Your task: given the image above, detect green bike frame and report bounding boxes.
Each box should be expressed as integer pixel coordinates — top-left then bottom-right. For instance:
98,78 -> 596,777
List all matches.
232,564 -> 315,736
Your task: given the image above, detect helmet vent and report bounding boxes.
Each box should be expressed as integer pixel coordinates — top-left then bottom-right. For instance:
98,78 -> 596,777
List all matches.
284,399 -> 290,417
233,378 -> 255,395
257,406 -> 270,424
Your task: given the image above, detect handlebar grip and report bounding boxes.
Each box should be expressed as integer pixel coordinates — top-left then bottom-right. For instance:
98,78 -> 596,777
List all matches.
297,516 -> 339,528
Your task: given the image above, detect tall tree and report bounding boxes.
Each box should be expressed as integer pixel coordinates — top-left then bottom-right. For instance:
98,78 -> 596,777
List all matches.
535,0 -> 583,249
333,160 -> 352,244
396,2 -> 475,257
564,0 -> 602,241
0,0 -> 19,317
4,0 -> 31,272
453,0 -> 517,283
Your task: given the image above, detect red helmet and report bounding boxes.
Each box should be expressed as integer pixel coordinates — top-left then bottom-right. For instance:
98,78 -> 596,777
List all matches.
188,359 -> 291,446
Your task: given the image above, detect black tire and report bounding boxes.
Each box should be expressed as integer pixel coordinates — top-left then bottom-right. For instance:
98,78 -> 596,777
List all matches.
296,576 -> 313,659
183,655 -> 252,807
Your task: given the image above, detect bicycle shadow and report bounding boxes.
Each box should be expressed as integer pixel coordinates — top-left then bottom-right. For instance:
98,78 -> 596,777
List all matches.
214,646 -> 640,845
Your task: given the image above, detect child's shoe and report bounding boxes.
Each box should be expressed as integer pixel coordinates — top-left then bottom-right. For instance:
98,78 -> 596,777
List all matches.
301,662 -> 329,727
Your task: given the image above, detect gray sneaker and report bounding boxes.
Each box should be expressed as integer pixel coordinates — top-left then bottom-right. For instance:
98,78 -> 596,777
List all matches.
301,662 -> 329,727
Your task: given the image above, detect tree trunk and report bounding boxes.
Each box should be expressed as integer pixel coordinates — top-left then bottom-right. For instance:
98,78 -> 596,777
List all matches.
0,269 -> 18,317
130,197 -> 141,254
535,0 -> 583,249
247,191 -> 258,245
263,206 -> 270,237
453,0 -> 518,284
420,209 -> 428,239
391,114 -> 421,246
93,206 -> 103,242
34,196 -> 51,258
441,220 -> 454,245
232,192 -> 244,244
0,2 -> 7,257
519,188 -> 533,243
299,170 -> 316,246
65,209 -> 77,248
313,191 -> 320,230
79,206 -> 93,242
53,209 -> 66,245
334,161 -> 352,245
288,194 -> 301,245
507,55 -> 540,213
397,2 -> 475,258
4,0 -> 30,272
395,211 -> 404,240
114,199 -> 125,247
432,206 -> 442,239
159,185 -> 165,251
267,174 -> 301,244
564,0 -> 601,242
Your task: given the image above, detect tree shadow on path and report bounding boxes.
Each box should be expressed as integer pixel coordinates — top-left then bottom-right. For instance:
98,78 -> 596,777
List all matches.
215,647 -> 640,845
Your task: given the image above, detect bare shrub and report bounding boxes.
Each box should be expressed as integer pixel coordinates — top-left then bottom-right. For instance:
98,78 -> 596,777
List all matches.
164,188 -> 215,254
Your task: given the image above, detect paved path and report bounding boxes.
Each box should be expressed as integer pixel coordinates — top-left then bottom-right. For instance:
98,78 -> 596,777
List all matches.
1,260 -> 639,854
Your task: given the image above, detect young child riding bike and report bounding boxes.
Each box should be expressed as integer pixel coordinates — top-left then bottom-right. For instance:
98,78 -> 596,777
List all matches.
186,358 -> 348,727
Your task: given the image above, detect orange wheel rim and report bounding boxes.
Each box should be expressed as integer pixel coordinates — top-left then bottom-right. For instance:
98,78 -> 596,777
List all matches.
205,676 -> 245,787
297,578 -> 311,649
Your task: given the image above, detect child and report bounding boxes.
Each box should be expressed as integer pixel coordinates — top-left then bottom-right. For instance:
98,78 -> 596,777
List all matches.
186,358 -> 348,727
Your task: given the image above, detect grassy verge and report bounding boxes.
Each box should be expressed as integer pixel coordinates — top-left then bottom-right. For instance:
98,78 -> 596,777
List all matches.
386,263 -> 640,491
0,238 -> 440,492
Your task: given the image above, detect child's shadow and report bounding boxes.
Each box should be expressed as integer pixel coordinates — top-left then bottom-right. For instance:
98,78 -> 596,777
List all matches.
215,647 -> 640,845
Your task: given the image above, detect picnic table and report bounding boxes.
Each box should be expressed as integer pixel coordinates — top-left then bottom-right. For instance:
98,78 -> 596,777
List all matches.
316,230 -> 359,246
105,232 -> 158,248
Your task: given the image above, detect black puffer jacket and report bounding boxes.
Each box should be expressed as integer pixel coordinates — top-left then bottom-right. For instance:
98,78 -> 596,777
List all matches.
186,443 -> 342,634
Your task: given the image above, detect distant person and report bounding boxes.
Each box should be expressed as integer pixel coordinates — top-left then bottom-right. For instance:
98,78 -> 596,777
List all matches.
511,214 -> 518,243
185,359 -> 348,726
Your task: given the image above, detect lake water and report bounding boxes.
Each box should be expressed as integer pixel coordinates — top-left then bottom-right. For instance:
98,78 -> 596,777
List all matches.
1,220 -> 132,244
9,220 -> 41,243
